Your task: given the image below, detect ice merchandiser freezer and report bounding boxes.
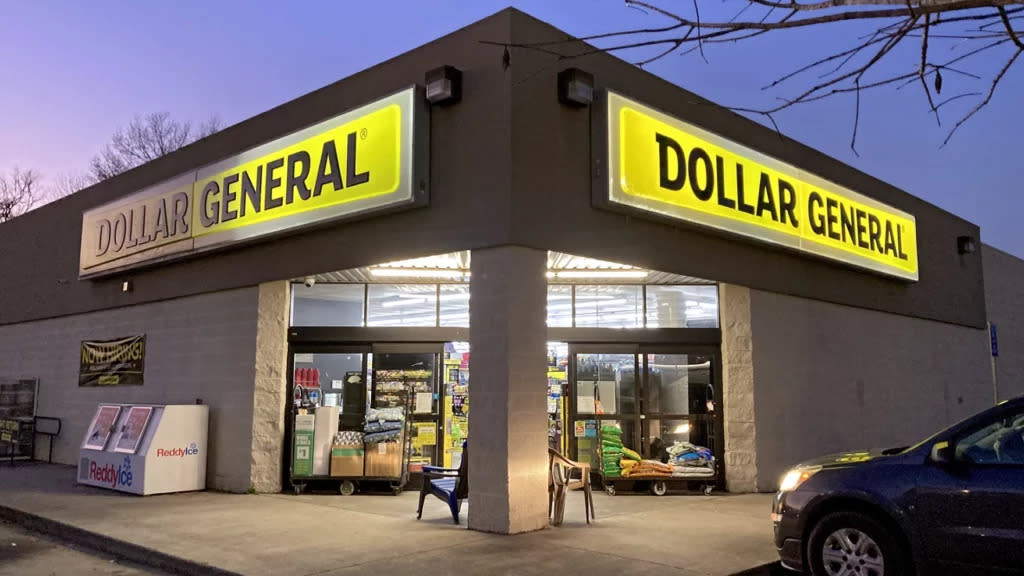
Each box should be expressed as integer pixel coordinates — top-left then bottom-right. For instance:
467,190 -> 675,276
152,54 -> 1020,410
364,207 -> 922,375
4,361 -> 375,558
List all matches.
78,403 -> 209,495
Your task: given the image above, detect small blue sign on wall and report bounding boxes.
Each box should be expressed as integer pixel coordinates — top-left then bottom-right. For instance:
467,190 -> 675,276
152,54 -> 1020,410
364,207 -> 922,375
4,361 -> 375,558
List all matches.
990,323 -> 999,357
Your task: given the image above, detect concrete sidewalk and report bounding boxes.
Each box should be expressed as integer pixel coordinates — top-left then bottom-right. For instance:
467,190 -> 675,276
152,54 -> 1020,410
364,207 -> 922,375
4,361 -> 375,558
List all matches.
0,463 -> 781,576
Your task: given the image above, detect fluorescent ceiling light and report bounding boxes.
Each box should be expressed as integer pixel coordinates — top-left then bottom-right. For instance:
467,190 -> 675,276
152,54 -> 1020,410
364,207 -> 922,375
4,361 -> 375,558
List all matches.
370,268 -> 468,279
552,270 -> 648,279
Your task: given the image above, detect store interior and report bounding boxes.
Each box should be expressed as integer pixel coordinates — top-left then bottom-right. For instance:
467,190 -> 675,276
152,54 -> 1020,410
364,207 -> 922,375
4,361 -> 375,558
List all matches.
286,251 -> 722,496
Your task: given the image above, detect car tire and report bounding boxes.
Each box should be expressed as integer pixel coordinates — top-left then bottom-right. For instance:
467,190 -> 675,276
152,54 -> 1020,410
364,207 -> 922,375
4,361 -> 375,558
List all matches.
807,511 -> 907,576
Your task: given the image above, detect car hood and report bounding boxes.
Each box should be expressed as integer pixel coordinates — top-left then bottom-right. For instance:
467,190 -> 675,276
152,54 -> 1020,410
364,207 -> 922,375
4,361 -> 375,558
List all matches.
794,447 -> 905,470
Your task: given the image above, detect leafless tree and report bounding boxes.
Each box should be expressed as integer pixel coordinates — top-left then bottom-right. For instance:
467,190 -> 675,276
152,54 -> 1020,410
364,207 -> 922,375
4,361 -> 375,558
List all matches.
0,168 -> 40,223
496,0 -> 1024,150
50,172 -> 93,199
90,112 -> 222,181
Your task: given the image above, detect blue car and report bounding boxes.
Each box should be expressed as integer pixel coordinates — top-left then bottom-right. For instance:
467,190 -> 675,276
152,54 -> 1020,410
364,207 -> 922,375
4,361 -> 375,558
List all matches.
773,396 -> 1024,575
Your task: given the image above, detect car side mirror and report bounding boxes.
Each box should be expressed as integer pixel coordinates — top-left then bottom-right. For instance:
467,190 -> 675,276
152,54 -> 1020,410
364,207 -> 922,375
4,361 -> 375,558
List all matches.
930,441 -> 954,464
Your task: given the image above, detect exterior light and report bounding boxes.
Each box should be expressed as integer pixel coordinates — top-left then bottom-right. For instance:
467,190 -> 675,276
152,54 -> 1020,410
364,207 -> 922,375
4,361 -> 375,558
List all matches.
370,268 -> 468,279
425,65 -> 462,105
558,68 -> 594,107
121,280 -> 133,293
957,235 -> 976,255
554,270 -> 647,279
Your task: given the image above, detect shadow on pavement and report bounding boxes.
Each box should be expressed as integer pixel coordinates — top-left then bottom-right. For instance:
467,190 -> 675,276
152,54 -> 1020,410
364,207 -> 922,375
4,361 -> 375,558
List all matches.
730,562 -> 792,576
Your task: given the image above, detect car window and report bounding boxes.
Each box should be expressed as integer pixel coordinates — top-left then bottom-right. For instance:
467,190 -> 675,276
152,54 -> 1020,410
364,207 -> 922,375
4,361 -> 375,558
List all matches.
955,408 -> 1024,465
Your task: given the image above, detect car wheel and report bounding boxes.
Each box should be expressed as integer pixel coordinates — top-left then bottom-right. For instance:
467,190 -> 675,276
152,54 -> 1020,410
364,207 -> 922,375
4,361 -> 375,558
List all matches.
807,511 -> 906,576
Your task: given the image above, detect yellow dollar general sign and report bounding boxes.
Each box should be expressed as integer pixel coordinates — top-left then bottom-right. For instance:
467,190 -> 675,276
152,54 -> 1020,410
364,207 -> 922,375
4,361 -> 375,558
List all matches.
79,87 -> 427,277
603,92 -> 918,281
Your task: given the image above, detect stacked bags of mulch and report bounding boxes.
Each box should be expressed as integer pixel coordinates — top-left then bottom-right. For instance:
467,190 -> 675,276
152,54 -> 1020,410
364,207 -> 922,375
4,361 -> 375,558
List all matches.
600,426 -> 624,477
629,459 -> 673,477
619,446 -> 642,477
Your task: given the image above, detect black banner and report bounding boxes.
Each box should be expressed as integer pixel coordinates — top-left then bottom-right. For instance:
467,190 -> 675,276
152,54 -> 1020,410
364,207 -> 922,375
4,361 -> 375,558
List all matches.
80,335 -> 146,387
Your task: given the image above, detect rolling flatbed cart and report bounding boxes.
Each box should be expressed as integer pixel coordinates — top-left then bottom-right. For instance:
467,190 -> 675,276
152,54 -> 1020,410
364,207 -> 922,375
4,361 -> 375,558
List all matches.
289,380 -> 414,496
596,425 -> 717,497
599,471 -> 716,497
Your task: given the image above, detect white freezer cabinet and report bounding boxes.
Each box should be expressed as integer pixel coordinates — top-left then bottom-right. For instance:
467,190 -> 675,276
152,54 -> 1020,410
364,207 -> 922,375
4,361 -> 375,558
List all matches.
77,404 -> 208,495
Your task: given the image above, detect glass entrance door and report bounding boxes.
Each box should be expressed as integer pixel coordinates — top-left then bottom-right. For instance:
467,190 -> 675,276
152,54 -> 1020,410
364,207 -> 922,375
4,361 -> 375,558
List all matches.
641,349 -> 719,481
370,348 -> 440,476
569,346 -> 641,474
566,345 -> 721,484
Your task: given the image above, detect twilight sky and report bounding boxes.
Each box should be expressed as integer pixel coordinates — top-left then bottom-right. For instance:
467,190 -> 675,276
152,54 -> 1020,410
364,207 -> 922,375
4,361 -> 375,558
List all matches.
1,1 -> 1021,257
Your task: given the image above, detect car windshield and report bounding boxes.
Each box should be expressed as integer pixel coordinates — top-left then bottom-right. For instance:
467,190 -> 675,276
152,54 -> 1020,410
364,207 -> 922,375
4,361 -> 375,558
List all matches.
904,397 -> 1024,453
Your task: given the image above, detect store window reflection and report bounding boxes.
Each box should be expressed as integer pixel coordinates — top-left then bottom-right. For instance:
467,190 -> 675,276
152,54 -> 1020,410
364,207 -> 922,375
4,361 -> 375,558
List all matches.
645,285 -> 719,328
646,354 -> 714,415
366,284 -> 438,327
291,284 -> 365,327
438,285 -> 469,327
574,285 -> 643,328
547,285 -> 572,327
574,353 -> 636,415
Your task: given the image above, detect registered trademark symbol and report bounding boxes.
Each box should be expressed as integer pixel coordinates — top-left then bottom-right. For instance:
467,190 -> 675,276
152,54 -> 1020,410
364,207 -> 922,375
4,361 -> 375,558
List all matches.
360,128 -> 368,140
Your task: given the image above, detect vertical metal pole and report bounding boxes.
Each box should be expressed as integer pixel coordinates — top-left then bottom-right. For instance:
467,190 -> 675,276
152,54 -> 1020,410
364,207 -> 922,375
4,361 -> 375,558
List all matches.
988,322 -> 1000,404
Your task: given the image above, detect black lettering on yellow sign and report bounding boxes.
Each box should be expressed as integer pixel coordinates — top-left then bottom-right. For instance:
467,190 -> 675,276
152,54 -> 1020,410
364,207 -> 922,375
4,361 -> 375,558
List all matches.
807,191 -> 907,260
656,132 -> 907,262
198,134 -> 370,228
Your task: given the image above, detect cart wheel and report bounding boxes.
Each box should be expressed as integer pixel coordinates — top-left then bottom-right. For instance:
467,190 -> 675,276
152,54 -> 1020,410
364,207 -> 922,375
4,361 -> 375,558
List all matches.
339,480 -> 356,496
604,484 -> 616,496
650,480 -> 668,496
292,483 -> 303,495
391,483 -> 403,496
703,484 -> 714,496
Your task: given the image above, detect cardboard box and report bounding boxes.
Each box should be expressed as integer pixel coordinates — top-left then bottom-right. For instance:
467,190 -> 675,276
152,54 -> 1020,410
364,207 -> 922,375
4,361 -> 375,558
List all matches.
330,444 -> 364,477
364,441 -> 403,477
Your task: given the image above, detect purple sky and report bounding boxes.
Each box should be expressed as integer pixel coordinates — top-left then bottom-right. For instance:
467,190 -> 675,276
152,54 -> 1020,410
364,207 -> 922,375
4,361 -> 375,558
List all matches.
2,1 -> 1021,257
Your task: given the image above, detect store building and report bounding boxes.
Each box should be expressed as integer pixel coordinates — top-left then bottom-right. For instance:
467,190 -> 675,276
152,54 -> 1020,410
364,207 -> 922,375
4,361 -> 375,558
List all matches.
1,8 -> 1022,534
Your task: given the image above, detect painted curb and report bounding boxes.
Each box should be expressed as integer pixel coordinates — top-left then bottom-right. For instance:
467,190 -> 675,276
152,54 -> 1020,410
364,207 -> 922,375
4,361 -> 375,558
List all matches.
0,504 -> 243,576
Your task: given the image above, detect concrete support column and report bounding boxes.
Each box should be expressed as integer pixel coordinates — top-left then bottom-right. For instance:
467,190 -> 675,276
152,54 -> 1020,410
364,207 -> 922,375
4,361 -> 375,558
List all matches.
468,246 -> 549,534
250,281 -> 290,492
720,283 -> 758,493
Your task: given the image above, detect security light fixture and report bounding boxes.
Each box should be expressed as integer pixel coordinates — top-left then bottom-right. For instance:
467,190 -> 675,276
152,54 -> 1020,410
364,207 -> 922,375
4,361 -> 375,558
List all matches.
425,65 -> 462,105
957,235 -> 977,255
121,280 -> 132,293
558,68 -> 594,107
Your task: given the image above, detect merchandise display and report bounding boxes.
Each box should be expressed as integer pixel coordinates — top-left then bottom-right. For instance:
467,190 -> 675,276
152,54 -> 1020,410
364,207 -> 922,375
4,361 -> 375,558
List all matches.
363,405 -> 407,478
442,350 -> 469,469
600,425 -> 624,477
667,441 -> 716,478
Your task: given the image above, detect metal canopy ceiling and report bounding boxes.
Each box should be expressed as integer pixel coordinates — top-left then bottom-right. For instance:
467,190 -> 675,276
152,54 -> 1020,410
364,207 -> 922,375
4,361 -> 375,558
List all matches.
301,251 -> 714,285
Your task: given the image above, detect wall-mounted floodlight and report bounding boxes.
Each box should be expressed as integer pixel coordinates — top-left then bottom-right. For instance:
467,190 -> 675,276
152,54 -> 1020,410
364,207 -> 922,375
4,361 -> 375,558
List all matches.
558,68 -> 594,107
425,65 -> 462,105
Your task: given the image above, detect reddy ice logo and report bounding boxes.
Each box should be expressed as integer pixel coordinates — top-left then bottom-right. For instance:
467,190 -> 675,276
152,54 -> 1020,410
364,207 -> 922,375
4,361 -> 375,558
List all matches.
156,442 -> 199,458
88,456 -> 134,488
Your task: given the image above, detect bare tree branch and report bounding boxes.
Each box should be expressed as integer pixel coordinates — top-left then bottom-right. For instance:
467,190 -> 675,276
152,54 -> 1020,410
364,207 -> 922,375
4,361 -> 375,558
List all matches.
90,112 -> 223,182
0,168 -> 40,223
495,1 -> 1024,144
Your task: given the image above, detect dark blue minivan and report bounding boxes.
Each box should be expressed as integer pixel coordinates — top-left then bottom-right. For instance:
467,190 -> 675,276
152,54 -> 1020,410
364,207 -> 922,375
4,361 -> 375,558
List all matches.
773,396 -> 1024,575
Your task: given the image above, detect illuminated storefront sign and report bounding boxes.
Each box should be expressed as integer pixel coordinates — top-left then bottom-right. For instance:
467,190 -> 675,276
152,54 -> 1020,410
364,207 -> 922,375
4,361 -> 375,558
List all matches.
79,87 -> 427,277
601,91 -> 919,281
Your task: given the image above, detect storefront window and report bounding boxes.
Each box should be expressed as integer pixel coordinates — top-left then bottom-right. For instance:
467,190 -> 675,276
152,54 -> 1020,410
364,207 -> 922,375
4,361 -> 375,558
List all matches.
645,354 -> 714,415
574,353 -> 636,415
290,284 -> 365,327
645,285 -> 719,328
366,284 -> 438,327
438,285 -> 470,327
547,285 -> 573,327
574,285 -> 643,328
